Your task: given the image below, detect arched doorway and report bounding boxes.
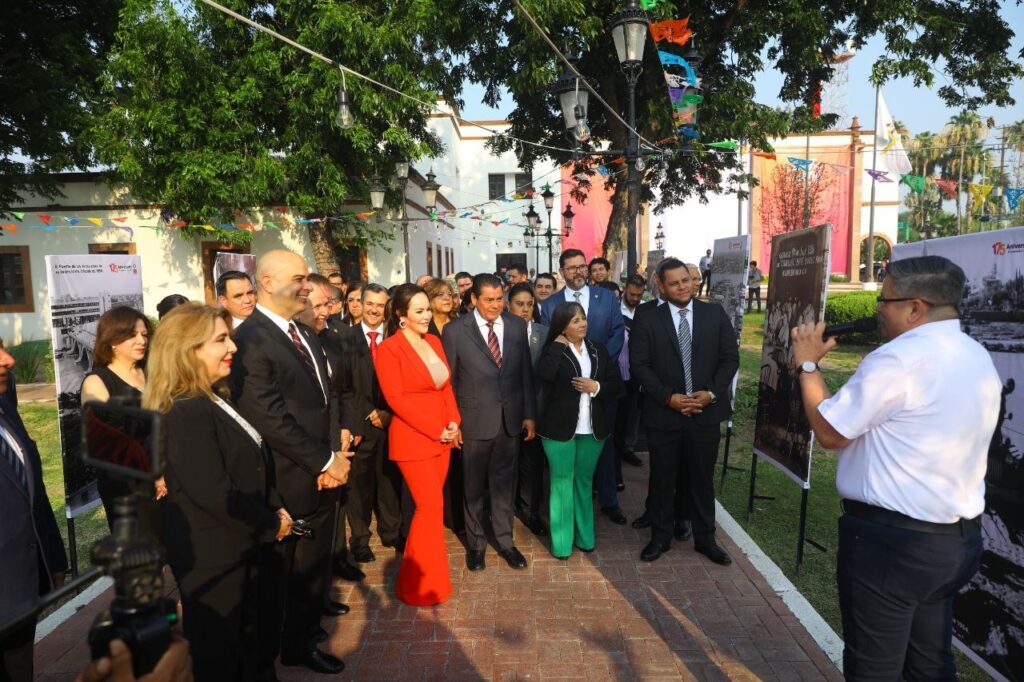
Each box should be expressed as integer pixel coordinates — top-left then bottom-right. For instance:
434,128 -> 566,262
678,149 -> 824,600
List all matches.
859,236 -> 892,280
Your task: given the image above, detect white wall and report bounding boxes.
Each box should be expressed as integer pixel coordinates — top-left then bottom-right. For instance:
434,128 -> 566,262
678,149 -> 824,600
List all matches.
2,179 -> 315,345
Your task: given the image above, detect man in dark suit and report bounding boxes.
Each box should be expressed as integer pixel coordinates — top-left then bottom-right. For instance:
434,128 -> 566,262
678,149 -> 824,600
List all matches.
300,275 -> 364,584
335,284 -> 403,562
0,345 -> 68,682
444,274 -> 537,571
540,249 -> 626,524
231,249 -> 351,676
630,257 -> 739,565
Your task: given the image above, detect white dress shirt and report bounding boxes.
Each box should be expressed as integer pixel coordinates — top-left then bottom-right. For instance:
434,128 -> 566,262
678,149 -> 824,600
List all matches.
231,315 -> 248,329
564,285 -> 590,316
620,302 -> 635,320
361,320 -> 384,348
473,309 -> 504,356
819,319 -> 1001,523
255,304 -> 334,471
569,342 -> 594,435
666,300 -> 694,339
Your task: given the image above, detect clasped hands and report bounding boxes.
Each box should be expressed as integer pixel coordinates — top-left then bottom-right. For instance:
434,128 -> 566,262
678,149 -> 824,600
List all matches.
275,507 -> 293,541
440,421 -> 459,444
316,429 -> 358,490
668,390 -> 714,416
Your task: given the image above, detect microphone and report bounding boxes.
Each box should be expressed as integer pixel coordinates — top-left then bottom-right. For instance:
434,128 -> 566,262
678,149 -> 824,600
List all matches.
824,316 -> 878,338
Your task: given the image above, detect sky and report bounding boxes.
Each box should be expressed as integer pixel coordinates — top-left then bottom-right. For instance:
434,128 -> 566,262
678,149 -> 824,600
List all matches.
460,3 -> 1024,148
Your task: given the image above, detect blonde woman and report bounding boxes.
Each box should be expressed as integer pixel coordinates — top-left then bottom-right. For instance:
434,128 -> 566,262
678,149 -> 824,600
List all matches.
144,303 -> 292,681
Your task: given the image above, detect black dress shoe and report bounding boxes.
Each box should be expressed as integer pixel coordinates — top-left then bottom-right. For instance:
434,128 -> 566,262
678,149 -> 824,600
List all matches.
466,549 -> 485,571
640,540 -> 671,562
616,482 -> 626,492
394,537 -> 406,554
332,561 -> 365,582
621,450 -> 643,467
601,506 -> 628,525
323,600 -> 350,617
674,520 -> 692,541
695,543 -> 733,566
498,546 -> 528,569
525,516 -> 549,537
313,627 -> 328,644
351,546 -> 376,563
631,511 -> 651,529
281,649 -> 345,675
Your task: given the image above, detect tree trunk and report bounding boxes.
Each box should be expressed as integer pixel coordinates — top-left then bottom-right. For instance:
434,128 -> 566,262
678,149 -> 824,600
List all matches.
602,176 -> 631,265
307,220 -> 339,274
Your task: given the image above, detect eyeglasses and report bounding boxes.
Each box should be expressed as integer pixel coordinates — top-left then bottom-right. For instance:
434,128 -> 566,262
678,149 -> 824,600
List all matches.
876,296 -> 933,306
563,264 -> 588,272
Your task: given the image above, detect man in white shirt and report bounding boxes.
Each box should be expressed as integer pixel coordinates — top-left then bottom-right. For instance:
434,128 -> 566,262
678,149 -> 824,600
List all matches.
216,270 -> 256,328
791,255 -> 1001,681
698,249 -> 712,297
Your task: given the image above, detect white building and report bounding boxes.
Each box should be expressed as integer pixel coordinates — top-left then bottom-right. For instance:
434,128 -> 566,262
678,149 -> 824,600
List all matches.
652,118 -> 903,279
0,103 -> 565,344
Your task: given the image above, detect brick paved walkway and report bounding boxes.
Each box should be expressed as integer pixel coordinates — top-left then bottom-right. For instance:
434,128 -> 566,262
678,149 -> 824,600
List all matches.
34,460 -> 842,681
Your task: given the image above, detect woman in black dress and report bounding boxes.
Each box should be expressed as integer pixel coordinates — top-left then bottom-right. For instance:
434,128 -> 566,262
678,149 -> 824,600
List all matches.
144,303 -> 292,681
80,306 -> 158,526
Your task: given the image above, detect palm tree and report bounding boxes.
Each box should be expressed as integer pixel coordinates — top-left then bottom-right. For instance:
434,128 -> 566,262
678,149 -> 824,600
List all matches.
1005,120 -> 1024,187
941,112 -> 990,233
905,131 -> 946,232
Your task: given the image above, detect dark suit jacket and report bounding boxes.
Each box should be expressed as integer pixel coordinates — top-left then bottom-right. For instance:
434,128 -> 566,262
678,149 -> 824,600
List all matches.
162,397 -> 281,573
0,391 -> 68,626
539,286 -> 625,361
335,325 -> 391,443
535,339 -> 621,441
629,299 -> 739,429
230,309 -> 340,517
527,322 -> 548,367
442,312 -> 537,441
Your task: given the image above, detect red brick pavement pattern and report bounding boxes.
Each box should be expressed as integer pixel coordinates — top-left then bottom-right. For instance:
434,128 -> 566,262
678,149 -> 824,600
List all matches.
34,462 -> 842,681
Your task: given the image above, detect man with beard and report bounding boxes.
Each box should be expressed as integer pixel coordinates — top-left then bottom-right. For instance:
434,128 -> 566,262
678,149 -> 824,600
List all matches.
630,257 -> 738,566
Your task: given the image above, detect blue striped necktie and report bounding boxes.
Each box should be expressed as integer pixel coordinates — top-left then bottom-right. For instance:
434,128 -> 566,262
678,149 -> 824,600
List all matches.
0,424 -> 28,491
677,308 -> 692,394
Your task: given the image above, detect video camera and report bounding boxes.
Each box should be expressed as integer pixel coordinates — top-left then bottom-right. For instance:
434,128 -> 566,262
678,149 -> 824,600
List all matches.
0,399 -> 177,677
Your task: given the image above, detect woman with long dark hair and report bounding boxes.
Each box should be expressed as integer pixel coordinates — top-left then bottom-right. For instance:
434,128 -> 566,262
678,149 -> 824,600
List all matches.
343,281 -> 365,326
535,302 -> 620,559
373,284 -> 460,605
81,306 -> 160,525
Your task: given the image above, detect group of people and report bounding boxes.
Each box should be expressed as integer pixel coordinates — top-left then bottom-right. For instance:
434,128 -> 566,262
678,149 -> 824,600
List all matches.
0,237 -> 997,682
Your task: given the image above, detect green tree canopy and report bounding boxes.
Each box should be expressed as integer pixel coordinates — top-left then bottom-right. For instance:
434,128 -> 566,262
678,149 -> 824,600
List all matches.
463,0 -> 1023,257
0,0 -> 120,209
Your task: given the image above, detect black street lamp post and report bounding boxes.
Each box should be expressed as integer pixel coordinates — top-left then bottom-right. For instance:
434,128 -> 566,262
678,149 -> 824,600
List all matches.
609,0 -> 648,278
541,186 -> 556,274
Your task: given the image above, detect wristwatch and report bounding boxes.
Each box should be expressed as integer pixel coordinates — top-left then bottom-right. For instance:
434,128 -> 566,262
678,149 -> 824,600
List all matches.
707,391 -> 717,404
799,360 -> 819,374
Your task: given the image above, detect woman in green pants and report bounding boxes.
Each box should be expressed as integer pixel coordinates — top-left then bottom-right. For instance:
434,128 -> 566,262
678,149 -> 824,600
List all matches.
535,302 -> 621,559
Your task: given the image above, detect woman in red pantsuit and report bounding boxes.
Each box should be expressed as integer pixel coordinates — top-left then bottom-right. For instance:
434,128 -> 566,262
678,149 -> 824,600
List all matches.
374,284 -> 460,606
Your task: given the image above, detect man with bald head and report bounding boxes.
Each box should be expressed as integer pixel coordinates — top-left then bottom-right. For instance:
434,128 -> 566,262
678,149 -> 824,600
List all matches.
230,249 -> 351,676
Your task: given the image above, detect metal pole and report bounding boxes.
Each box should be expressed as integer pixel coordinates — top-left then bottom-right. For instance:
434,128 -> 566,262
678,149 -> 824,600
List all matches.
547,229 -> 554,273
866,86 -> 880,284
803,131 -> 811,228
402,217 -> 411,283
998,126 -> 1007,224
626,66 -> 641,278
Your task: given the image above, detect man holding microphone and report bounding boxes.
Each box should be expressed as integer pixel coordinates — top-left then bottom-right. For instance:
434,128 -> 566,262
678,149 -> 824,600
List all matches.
791,255 -> 1001,681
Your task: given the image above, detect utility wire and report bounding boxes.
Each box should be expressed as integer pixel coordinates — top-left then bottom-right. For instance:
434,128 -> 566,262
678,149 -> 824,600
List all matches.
195,0 -> 580,155
510,0 -> 666,155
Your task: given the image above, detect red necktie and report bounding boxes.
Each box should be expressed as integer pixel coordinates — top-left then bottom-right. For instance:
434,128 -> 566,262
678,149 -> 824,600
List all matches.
486,321 -> 502,367
367,331 -> 379,363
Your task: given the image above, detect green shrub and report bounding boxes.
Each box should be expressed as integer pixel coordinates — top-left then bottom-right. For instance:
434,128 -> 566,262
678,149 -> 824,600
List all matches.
8,340 -> 53,384
829,273 -> 850,283
825,292 -> 880,344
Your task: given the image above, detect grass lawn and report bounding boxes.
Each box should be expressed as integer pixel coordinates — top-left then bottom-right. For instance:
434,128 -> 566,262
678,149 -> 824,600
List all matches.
19,402 -> 109,574
720,311 -> 987,680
